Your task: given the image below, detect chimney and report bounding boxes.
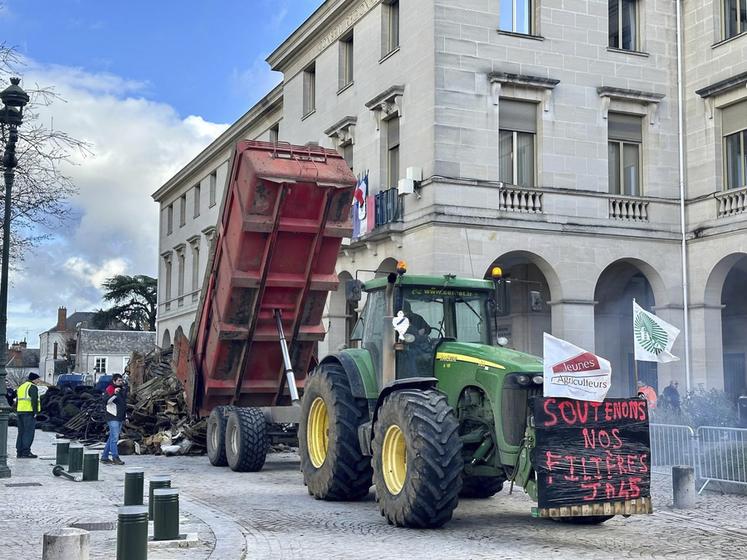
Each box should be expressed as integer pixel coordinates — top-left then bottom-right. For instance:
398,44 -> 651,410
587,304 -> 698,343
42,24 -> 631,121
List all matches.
57,307 -> 67,331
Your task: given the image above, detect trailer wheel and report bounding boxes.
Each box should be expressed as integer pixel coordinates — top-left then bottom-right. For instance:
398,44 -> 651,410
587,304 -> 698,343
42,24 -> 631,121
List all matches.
207,405 -> 233,467
225,407 -> 268,472
372,389 -> 463,528
460,476 -> 504,499
299,363 -> 372,500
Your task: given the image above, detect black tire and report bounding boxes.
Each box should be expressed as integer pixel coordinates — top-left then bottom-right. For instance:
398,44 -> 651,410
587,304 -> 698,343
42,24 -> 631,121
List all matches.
556,515 -> 613,525
372,389 -> 463,528
206,405 -> 233,467
299,363 -> 372,501
225,407 -> 268,472
460,476 -> 504,499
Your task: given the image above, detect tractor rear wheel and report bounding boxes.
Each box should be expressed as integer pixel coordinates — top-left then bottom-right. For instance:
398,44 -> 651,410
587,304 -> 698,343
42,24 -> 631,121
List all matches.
460,476 -> 504,499
299,363 -> 372,500
225,407 -> 268,472
207,405 -> 234,467
372,389 -> 463,528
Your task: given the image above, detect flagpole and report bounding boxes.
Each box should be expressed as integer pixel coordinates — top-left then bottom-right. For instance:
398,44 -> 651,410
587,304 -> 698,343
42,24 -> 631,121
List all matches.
632,298 -> 639,392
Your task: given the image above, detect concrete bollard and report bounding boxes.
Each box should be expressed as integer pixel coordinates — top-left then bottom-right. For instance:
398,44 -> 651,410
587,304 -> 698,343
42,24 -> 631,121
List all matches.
42,527 -> 90,560
673,465 -> 696,508
124,467 -> 145,506
55,439 -> 70,466
148,475 -> 171,520
82,452 -> 99,481
153,488 -> 180,541
117,505 -> 148,560
68,444 -> 84,473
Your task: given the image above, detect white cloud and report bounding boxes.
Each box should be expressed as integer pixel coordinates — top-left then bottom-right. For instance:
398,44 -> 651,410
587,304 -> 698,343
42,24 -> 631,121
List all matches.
8,61 -> 229,344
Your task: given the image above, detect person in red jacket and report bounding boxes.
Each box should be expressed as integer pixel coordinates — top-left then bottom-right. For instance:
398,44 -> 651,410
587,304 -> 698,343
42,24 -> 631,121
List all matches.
637,380 -> 658,410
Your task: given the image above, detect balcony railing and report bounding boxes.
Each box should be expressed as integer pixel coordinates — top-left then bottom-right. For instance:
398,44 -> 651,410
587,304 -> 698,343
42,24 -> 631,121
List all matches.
608,196 -> 649,221
498,185 -> 543,213
375,187 -> 403,227
716,186 -> 747,218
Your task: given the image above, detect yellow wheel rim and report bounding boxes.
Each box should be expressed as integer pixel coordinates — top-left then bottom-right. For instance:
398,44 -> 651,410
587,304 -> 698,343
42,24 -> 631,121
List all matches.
307,397 -> 329,468
382,424 -> 407,495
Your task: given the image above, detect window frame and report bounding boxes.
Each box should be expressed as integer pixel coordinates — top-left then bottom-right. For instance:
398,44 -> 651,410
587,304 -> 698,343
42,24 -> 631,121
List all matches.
191,243 -> 200,301
94,357 -> 108,375
609,0 -> 638,51
607,112 -> 643,196
498,99 -> 537,188
209,171 -> 217,207
499,0 -> 534,35
193,184 -> 201,218
723,129 -> 747,190
382,0 -> 400,57
303,63 -> 316,117
166,204 -> 173,235
386,116 -> 400,189
179,194 -> 186,227
339,31 -> 354,91
722,0 -> 747,40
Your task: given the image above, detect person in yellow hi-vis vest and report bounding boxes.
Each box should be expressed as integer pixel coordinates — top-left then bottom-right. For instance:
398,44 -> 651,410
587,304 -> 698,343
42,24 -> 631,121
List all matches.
15,372 -> 41,458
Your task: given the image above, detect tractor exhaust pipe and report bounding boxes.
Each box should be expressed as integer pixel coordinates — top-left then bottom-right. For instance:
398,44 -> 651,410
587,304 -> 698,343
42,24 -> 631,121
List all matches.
274,309 -> 300,404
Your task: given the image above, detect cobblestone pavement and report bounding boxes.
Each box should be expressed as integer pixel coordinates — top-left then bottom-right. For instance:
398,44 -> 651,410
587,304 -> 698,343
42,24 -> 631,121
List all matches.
4,428 -> 747,559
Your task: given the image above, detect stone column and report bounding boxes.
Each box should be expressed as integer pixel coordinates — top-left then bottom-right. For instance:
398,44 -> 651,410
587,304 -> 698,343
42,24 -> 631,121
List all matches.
689,303 -> 724,391
549,299 -> 596,351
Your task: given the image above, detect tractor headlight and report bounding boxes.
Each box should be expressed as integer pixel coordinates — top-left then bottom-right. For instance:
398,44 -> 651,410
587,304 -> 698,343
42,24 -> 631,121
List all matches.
532,375 -> 544,385
516,374 -> 531,386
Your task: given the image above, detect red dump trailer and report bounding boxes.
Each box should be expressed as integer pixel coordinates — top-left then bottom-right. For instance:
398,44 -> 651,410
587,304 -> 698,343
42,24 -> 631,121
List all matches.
173,140 -> 356,471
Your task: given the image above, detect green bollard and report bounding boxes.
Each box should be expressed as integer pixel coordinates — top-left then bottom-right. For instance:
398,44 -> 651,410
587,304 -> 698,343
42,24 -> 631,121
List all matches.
82,452 -> 99,481
55,439 -> 70,466
148,475 -> 171,520
124,467 -> 145,506
153,488 -> 180,541
68,444 -> 84,473
117,505 -> 148,560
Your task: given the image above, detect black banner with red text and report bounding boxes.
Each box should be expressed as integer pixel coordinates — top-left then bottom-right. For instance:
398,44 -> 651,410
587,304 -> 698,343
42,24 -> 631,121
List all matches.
531,397 -> 651,509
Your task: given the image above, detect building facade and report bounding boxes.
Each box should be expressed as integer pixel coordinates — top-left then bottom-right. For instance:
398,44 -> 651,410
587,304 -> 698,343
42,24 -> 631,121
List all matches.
153,0 -> 747,400
38,307 -> 96,383
74,329 -> 157,379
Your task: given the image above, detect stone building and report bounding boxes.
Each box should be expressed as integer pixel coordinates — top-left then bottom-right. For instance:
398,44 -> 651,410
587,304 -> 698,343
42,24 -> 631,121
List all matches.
38,307 -> 96,383
153,0 -> 747,400
73,329 -> 157,379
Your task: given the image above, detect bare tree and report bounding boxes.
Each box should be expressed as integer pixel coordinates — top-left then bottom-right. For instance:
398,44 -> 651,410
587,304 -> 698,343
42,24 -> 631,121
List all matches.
0,42 -> 91,265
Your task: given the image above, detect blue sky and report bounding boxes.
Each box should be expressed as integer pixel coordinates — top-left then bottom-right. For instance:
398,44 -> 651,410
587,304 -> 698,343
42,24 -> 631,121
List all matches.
1,0 -> 321,122
0,0 -> 322,344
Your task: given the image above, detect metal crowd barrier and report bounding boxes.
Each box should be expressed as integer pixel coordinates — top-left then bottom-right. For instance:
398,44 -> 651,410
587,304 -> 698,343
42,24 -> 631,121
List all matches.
649,423 -> 747,493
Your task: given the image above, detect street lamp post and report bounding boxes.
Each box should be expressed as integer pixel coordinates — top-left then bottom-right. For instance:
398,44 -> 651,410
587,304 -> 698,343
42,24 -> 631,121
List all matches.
0,77 -> 29,478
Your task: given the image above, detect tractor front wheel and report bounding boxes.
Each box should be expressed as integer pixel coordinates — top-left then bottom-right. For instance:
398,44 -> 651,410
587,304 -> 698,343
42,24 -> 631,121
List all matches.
299,363 -> 372,500
372,389 -> 463,528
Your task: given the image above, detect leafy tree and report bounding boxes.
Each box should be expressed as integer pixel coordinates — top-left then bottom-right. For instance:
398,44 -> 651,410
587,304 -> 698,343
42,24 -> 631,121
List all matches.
0,43 -> 90,264
93,275 -> 157,331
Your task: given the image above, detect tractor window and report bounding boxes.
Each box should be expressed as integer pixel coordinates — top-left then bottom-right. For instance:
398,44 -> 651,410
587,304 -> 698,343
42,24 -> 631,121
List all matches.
361,289 -> 386,375
455,297 -> 490,344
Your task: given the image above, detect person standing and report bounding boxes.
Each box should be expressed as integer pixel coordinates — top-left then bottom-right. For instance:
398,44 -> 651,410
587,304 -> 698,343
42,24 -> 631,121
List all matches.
101,374 -> 127,465
662,380 -> 681,412
637,380 -> 658,410
15,372 -> 41,458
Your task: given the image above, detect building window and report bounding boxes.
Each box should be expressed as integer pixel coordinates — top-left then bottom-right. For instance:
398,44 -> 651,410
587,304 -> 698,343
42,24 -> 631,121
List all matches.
723,101 -> 747,189
386,117 -> 400,189
382,0 -> 400,56
166,204 -> 173,235
723,0 -> 747,39
179,194 -> 186,226
94,357 -> 107,374
269,123 -> 279,144
498,99 -> 536,187
500,0 -> 532,35
339,32 -> 354,90
609,0 -> 637,50
209,171 -> 217,207
163,255 -> 173,310
303,63 -> 316,116
193,185 -> 201,218
177,251 -> 185,306
191,243 -> 200,302
608,112 -> 642,196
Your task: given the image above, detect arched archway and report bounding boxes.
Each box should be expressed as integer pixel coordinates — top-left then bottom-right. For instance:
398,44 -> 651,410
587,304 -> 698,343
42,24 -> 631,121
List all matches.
484,251 -> 557,356
594,259 -> 663,397
161,329 -> 171,348
375,257 -> 398,278
705,253 -> 747,400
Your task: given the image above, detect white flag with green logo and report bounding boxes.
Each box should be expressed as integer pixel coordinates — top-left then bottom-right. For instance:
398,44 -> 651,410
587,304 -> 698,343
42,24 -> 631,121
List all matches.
633,301 -> 680,363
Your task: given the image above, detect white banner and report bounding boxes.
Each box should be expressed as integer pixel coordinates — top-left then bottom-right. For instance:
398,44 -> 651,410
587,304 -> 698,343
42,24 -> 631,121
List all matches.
633,301 -> 680,363
543,333 -> 612,402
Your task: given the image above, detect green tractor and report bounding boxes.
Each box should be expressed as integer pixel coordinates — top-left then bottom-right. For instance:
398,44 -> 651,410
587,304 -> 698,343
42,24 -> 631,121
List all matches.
299,263 -> 545,528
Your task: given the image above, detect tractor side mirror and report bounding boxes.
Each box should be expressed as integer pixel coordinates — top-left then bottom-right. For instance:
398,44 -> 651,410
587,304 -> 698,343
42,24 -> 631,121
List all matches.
345,279 -> 363,303
494,279 -> 511,317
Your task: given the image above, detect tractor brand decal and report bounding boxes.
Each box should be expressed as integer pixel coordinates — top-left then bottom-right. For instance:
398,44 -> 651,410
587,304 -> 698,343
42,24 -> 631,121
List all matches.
532,396 -> 652,510
410,288 -> 482,298
436,352 -> 505,370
